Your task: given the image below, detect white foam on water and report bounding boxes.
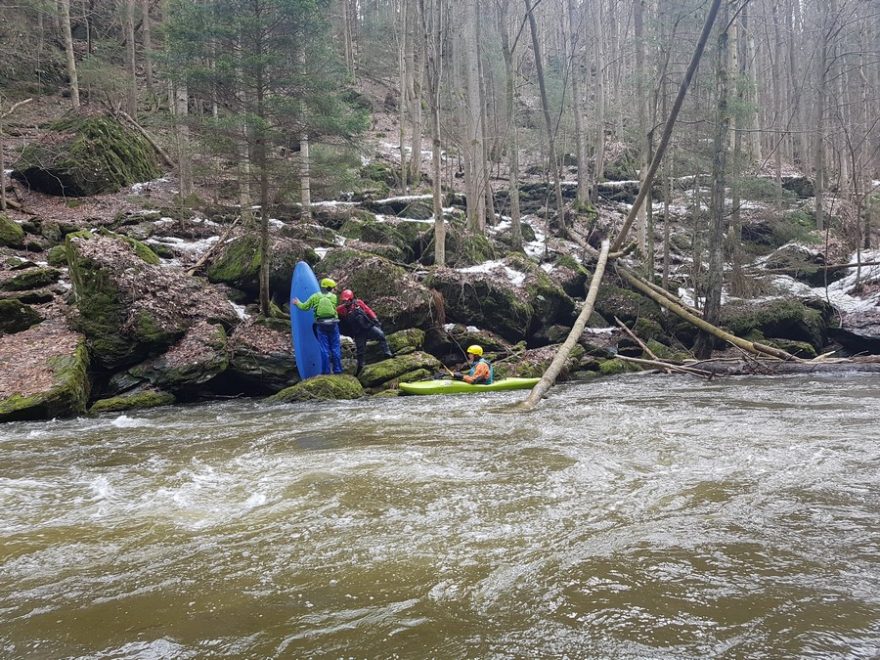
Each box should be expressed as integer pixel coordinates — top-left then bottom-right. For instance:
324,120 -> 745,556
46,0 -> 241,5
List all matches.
110,415 -> 153,429
230,302 -> 248,320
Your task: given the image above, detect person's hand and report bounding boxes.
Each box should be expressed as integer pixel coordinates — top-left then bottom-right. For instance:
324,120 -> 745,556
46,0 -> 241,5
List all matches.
291,297 -> 300,306
453,371 -> 463,380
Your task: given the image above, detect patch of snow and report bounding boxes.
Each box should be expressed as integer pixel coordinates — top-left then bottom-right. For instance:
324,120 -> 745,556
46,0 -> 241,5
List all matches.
230,302 -> 249,320
456,260 -> 526,287
601,179 -> 641,188
335,235 -> 347,246
130,176 -> 171,194
3,169 -> 13,176
541,263 -> 555,274
373,194 -> 433,205
311,200 -> 357,209
398,217 -> 434,224
149,235 -> 219,254
314,247 -> 329,259
268,219 -> 284,229
192,217 -> 220,227
583,327 -> 617,335
443,323 -> 456,331
466,325 -> 480,333
56,280 -> 72,291
154,217 -> 175,225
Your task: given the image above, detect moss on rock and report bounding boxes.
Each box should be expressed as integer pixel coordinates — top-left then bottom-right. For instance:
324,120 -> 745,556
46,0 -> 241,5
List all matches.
12,115 -> 161,196
598,358 -> 641,376
0,267 -> 61,291
0,326 -> 90,422
269,374 -> 364,402
0,299 -> 42,335
720,298 -> 828,349
89,388 -> 176,414
0,214 -> 25,247
358,351 -> 441,388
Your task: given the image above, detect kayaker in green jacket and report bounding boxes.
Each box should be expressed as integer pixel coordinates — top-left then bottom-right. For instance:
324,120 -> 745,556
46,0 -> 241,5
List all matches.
292,277 -> 343,375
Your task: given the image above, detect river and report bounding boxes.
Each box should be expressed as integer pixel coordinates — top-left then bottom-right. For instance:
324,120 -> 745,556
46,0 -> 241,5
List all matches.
2,375 -> 880,658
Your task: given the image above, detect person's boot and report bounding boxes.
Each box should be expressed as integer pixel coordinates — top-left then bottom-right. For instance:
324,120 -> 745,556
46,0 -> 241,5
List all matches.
355,359 -> 364,376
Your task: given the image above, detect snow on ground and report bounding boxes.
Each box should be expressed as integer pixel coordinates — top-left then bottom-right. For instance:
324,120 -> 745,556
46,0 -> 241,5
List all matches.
230,302 -> 249,320
679,249 -> 880,313
268,219 -> 284,229
148,235 -> 219,258
443,323 -> 480,333
373,194 -> 433,205
153,217 -> 175,226
457,260 -> 527,287
310,200 -> 357,209
314,247 -> 329,259
130,176 -> 171,194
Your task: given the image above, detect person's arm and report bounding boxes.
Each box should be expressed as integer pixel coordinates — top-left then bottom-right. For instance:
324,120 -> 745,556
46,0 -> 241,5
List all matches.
292,292 -> 319,311
463,361 -> 490,384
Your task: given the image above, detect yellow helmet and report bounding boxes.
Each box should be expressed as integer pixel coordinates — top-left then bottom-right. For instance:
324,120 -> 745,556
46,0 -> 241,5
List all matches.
320,278 -> 337,290
466,344 -> 483,357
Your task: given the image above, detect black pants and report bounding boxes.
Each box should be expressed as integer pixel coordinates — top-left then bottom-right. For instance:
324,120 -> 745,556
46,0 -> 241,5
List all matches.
354,325 -> 392,370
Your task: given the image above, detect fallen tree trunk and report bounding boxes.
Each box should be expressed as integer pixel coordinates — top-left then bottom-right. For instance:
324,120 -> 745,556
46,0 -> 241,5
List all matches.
521,239 -> 610,409
185,215 -> 240,275
117,110 -> 176,170
616,354 -> 714,379
686,358 -> 880,376
616,265 -> 800,362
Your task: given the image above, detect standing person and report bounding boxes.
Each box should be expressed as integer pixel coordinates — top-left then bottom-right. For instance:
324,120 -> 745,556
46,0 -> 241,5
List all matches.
453,344 -> 494,384
337,289 -> 394,375
292,277 -> 343,375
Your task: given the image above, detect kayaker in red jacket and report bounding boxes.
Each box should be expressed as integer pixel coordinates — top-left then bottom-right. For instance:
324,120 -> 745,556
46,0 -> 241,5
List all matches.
336,289 -> 394,375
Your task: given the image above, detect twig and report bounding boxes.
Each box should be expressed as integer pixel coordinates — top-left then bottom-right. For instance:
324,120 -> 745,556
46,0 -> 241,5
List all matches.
186,215 -> 241,275
616,354 -> 714,379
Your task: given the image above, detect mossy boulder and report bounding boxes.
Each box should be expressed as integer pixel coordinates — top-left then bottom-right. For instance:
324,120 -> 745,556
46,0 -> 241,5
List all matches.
595,283 -> 663,328
420,224 -> 497,267
0,214 -> 25,247
269,374 -> 363,402
598,358 -> 642,376
358,351 -> 441,388
66,230 -> 239,369
206,233 -> 318,302
125,321 -> 228,391
720,297 -> 830,350
89,388 -> 176,415
47,244 -> 68,267
320,248 -> 434,331
0,267 -> 61,292
0,322 -> 90,422
339,217 -> 417,260
12,115 -> 161,196
0,299 -> 42,335
387,328 -> 425,354
494,344 -> 584,380
227,320 -> 299,393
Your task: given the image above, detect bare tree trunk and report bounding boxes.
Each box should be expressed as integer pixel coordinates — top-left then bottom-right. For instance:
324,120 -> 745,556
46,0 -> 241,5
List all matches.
463,0 -> 486,232
124,0 -> 138,117
814,2 -> 829,232
694,0 -> 730,360
397,0 -> 408,190
172,82 -> 192,197
60,0 -> 80,108
300,48 -> 311,221
611,0 -> 723,252
525,0 -> 565,234
142,0 -> 154,94
521,240 -> 611,410
408,0 -> 425,181
498,2 -> 522,252
421,0 -> 446,265
593,0 -> 606,194
567,0 -> 589,207
634,0 -> 648,254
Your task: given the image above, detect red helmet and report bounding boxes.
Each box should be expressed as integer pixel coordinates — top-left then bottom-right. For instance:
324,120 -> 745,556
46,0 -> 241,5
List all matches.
340,289 -> 354,302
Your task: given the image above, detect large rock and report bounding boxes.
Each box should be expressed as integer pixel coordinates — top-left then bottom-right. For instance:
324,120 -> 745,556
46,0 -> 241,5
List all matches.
0,266 -> 61,292
720,297 -> 832,350
227,320 -> 299,393
67,230 -> 239,369
425,254 -> 575,344
0,321 -> 90,422
89,387 -> 176,415
495,344 -> 585,380
206,233 -> 318,302
831,309 -> 880,354
0,299 -> 42,335
269,374 -> 363,402
12,115 -> 161,196
125,321 -> 229,391
358,351 -> 441,388
0,214 -> 25,248
762,243 -> 843,287
339,216 -> 419,261
320,248 -> 434,331
595,283 -> 663,328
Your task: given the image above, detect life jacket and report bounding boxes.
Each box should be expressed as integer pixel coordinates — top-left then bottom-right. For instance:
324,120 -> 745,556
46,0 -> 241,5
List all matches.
347,302 -> 375,331
315,292 -> 338,320
468,358 -> 494,384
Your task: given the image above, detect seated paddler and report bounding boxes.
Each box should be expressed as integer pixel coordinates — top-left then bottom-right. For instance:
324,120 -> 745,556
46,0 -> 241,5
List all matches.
453,344 -> 494,385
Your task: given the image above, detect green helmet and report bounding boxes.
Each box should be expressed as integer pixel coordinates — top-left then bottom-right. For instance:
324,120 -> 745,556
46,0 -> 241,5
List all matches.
320,278 -> 337,290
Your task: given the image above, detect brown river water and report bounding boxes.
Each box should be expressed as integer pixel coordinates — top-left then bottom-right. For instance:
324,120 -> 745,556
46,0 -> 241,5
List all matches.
1,374 -> 880,659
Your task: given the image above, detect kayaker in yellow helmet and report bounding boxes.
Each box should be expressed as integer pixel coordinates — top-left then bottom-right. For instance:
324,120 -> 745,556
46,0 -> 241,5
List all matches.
453,345 -> 494,384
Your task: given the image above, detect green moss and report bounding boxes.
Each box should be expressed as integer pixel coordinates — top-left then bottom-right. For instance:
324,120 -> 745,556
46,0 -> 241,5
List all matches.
13,116 -> 160,196
359,351 -> 441,387
387,328 -> 425,354
721,298 -> 827,349
0,267 -> 60,291
269,374 -> 364,402
206,234 -> 262,285
89,389 -> 175,414
0,299 -> 42,334
47,244 -> 67,267
0,337 -> 90,422
634,317 -> 664,341
0,214 -> 25,247
595,284 -> 662,327
598,358 -> 641,376
645,339 -> 692,362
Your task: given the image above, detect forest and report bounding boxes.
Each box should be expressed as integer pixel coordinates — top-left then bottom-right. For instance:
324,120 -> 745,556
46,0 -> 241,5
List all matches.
1,0 -> 880,419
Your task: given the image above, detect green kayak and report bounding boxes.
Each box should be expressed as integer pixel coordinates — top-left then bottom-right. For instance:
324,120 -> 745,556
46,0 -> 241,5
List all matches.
399,377 -> 540,396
